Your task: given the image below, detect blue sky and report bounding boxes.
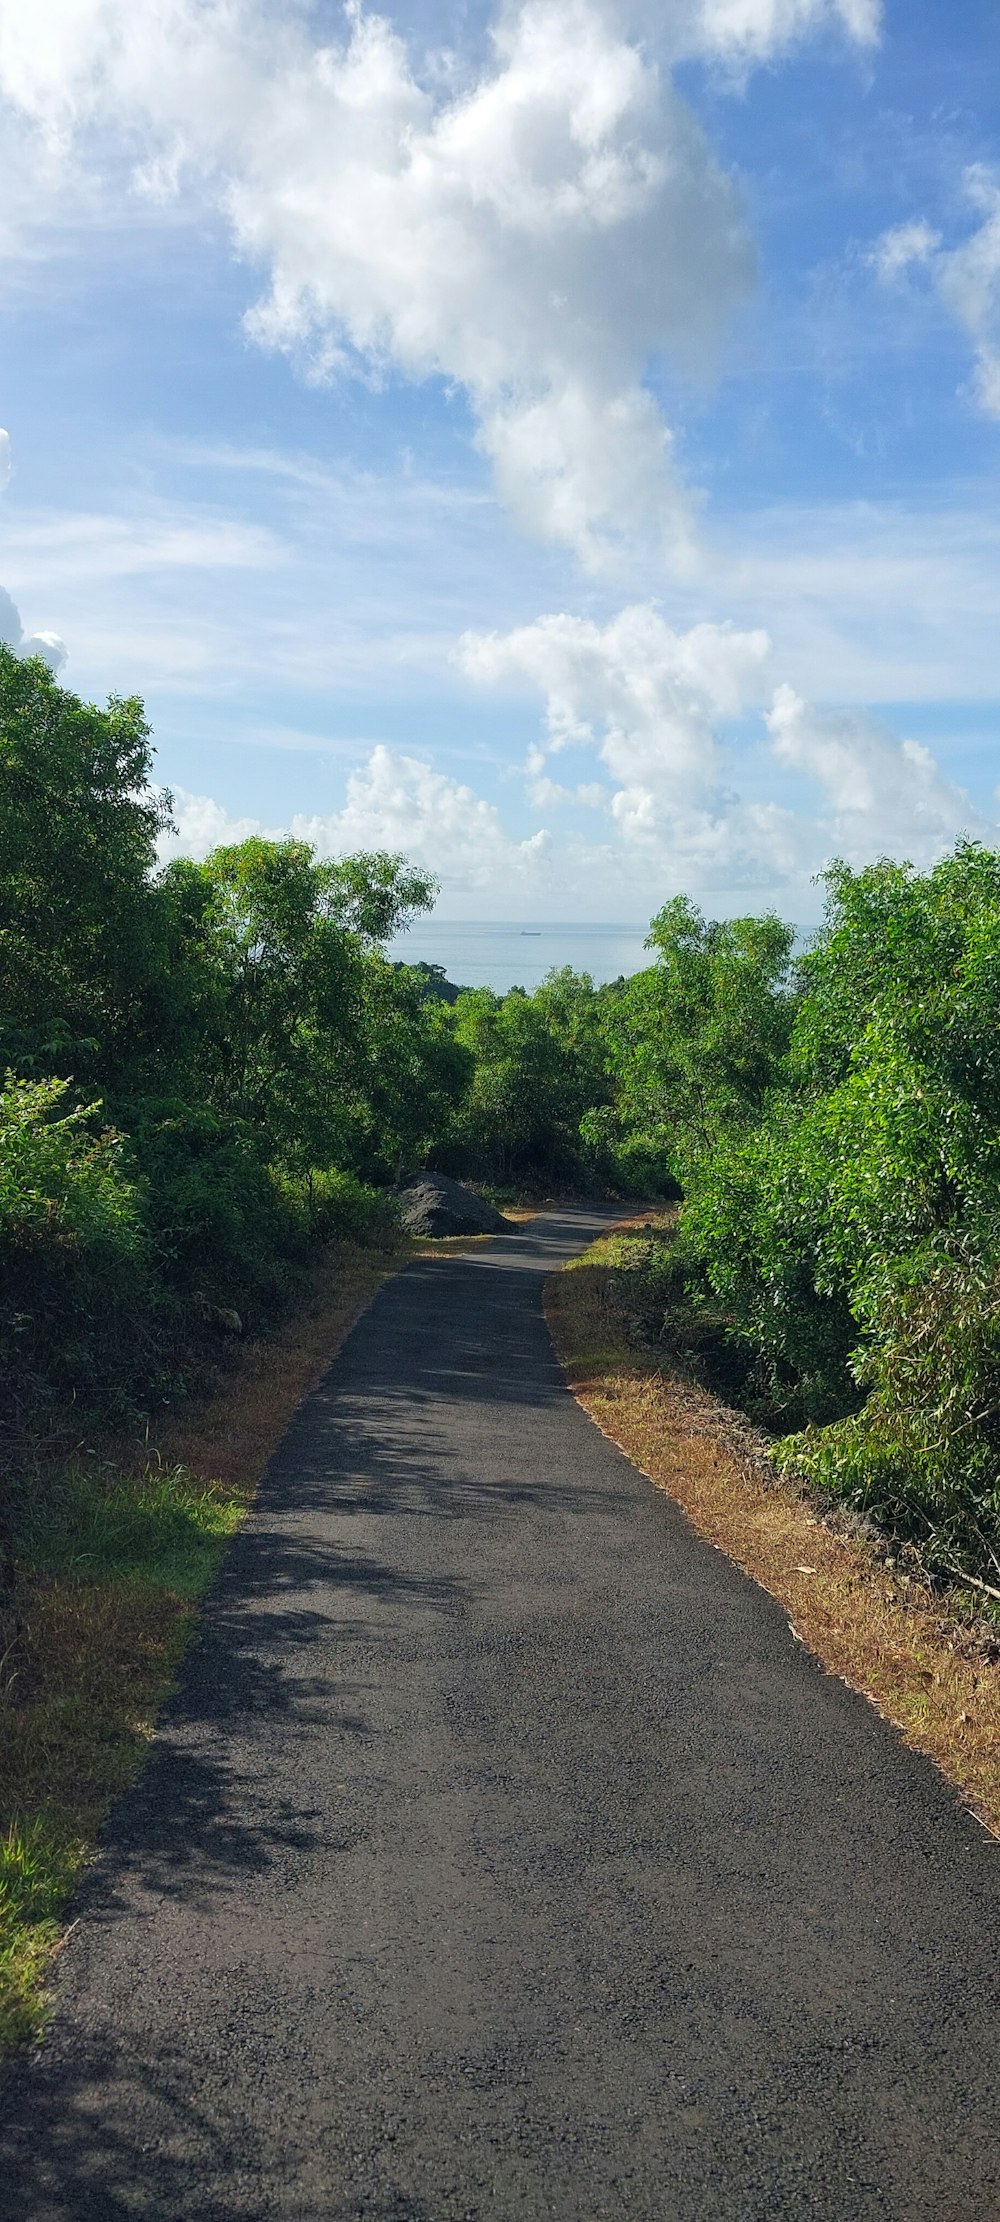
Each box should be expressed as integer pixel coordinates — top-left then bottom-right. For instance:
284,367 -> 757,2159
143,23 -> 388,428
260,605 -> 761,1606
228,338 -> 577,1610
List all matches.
1,0 -> 998,920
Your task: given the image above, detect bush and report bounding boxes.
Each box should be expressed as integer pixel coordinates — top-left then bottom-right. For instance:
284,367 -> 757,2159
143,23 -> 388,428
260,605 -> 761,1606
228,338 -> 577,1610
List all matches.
681,1101 -> 860,1422
674,847 -> 1000,1585
780,1228 -> 1000,1584
0,1074 -> 154,1421
281,1167 -> 401,1247
579,1108 -> 681,1199
128,1100 -> 303,1316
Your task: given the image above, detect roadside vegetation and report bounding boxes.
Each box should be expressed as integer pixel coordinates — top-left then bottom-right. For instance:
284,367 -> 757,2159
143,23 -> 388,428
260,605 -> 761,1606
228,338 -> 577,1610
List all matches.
6,644 -> 1000,2035
546,1217 -> 1000,1839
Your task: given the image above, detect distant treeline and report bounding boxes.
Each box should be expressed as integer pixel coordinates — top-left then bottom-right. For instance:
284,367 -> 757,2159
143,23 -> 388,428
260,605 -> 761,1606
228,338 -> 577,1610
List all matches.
3,644 -> 1000,1586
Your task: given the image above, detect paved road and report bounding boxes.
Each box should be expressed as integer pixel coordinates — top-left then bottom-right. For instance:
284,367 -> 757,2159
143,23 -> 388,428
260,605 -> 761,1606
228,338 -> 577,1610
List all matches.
3,1207 -> 1000,2220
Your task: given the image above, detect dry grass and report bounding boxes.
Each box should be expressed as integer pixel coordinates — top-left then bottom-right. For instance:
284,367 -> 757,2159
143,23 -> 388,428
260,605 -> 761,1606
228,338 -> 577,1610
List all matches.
546,1224 -> 1000,1841
159,1235 -> 405,1492
0,1232 -> 409,2057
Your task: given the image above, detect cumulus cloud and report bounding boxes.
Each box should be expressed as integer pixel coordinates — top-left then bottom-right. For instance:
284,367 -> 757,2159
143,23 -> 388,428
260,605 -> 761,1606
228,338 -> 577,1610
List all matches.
161,745 -> 551,894
0,0 -> 758,568
458,604 -> 808,887
873,169 -> 1000,420
293,745 -> 550,891
158,789 -> 269,863
766,684 -> 980,866
0,0 -> 888,567
458,603 -> 771,822
0,594 -> 68,671
460,600 -> 983,888
159,656 -> 982,906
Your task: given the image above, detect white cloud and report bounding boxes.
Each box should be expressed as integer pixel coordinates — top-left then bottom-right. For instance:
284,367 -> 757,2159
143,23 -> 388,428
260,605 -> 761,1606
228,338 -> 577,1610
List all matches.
873,168 -> 1000,421
0,426 -> 10,491
159,787 -> 269,863
766,683 -> 980,866
458,604 -> 771,817
161,744 -> 552,895
706,499 -> 1000,704
0,0 -> 756,568
687,0 -> 880,63
0,581 -> 67,671
479,382 -> 692,573
1,507 -> 281,587
291,744 -> 550,891
870,218 -> 940,283
526,762 -> 608,809
459,599 -> 986,890
157,659 -> 987,912
458,604 -> 807,887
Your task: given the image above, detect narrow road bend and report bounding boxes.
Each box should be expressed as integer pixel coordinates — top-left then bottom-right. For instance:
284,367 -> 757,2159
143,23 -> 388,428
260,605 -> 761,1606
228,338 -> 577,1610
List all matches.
3,1206 -> 1000,2220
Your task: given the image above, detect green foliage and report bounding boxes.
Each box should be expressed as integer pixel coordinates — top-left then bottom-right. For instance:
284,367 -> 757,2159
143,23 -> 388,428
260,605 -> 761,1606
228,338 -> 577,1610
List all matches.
159,840 -> 455,1185
680,1097 -> 858,1420
0,646 -> 171,1091
445,969 -> 609,1182
597,900 -> 796,1192
0,1074 -> 155,1421
779,1230 -> 1000,1580
0,662 -> 456,1432
126,1100 -> 303,1313
276,1167 -> 402,1247
670,846 -> 1000,1582
0,1074 -> 143,1253
318,850 -> 437,943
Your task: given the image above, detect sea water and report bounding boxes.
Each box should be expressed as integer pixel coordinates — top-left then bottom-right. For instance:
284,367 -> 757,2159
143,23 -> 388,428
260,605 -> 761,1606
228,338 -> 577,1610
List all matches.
387,919 -> 650,995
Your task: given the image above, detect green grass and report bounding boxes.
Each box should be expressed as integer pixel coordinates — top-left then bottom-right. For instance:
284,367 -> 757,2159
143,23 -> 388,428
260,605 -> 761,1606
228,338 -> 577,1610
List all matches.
16,1459 -> 244,1597
0,1820 -> 82,2052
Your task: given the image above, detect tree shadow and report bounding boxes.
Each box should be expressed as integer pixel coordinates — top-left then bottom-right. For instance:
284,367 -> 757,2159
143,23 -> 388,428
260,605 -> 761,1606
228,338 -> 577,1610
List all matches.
3,2017 -> 449,2221
3,2030 -> 298,2219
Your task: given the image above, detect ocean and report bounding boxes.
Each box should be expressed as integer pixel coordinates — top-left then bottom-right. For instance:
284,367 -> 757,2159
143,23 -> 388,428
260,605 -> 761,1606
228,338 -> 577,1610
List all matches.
387,919 -> 651,995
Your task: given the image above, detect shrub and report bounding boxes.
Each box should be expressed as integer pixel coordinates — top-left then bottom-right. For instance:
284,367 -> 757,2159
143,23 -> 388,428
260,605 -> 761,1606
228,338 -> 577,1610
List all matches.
779,1227 -> 1000,1584
676,848 -> 1000,1583
282,1167 -> 401,1247
579,1109 -> 680,1199
0,1074 -> 153,1421
127,1100 -> 303,1316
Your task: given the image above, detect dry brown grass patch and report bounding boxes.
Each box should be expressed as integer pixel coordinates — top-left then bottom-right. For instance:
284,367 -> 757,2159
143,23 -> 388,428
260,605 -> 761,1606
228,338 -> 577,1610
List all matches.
159,1235 -> 404,1495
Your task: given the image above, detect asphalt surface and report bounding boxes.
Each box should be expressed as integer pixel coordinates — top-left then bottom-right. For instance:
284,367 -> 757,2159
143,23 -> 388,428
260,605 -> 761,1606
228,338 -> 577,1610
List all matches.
3,1205 -> 1000,2220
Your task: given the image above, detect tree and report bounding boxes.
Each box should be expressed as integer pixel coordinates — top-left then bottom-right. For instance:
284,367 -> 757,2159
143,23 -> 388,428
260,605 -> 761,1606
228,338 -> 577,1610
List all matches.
0,646 -> 171,1088
447,976 -> 605,1180
318,850 -> 438,944
599,898 -> 796,1183
157,838 -> 449,1181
